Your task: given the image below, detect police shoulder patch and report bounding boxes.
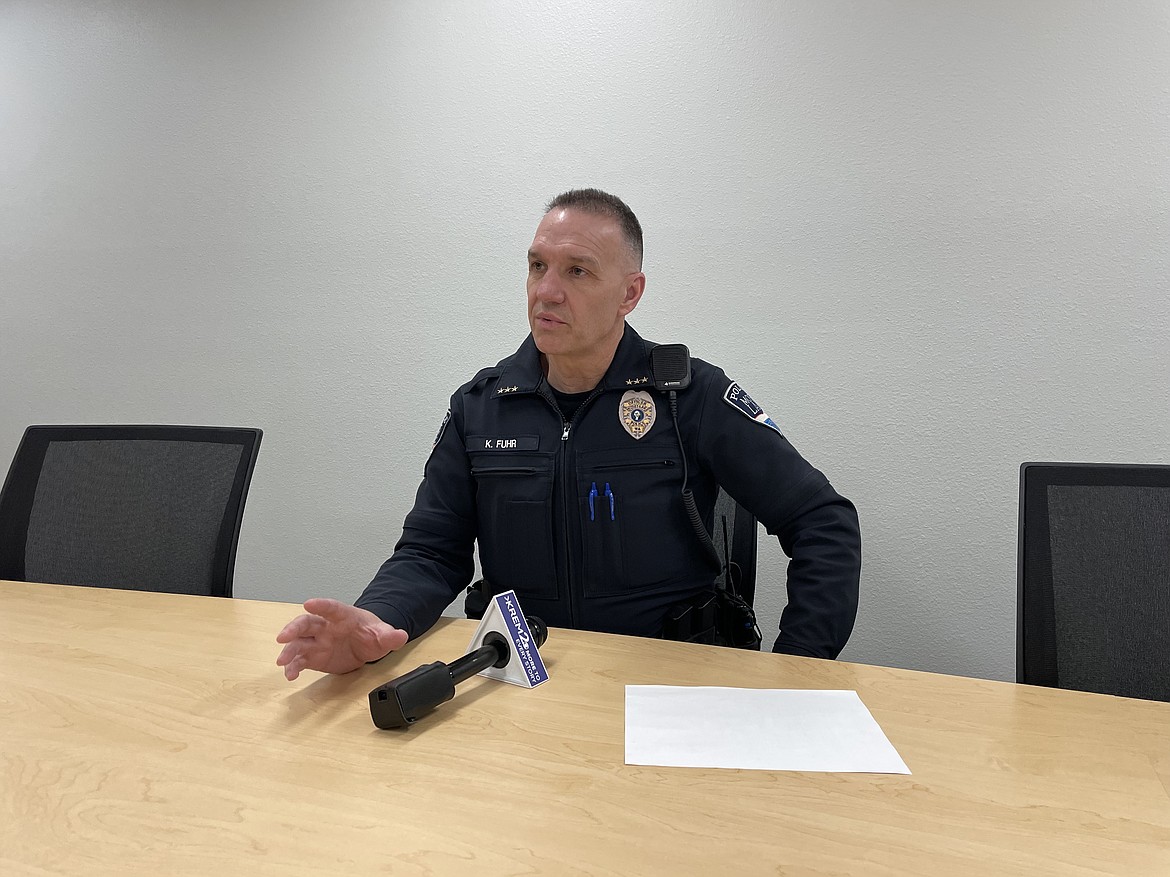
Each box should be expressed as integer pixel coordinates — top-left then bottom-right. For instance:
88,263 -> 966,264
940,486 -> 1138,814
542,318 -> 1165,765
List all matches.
431,409 -> 451,452
723,382 -> 783,436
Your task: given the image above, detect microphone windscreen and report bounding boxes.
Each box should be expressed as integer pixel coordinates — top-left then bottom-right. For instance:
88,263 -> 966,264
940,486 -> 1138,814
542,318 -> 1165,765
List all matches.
526,615 -> 548,647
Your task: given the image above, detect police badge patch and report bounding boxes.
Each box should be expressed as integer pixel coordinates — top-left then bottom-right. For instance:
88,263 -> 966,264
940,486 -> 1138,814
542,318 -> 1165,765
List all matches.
619,390 -> 656,440
723,382 -> 783,436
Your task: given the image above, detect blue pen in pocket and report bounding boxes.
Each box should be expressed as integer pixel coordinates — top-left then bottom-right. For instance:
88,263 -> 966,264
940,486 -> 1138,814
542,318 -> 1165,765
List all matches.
604,483 -> 615,521
589,482 -> 598,521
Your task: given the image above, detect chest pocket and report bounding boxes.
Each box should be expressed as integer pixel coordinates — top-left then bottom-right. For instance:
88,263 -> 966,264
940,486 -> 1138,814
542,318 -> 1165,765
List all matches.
469,452 -> 557,600
576,445 -> 693,595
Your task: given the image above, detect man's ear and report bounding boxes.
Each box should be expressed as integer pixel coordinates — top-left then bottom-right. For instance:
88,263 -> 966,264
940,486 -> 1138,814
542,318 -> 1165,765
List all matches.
619,272 -> 646,317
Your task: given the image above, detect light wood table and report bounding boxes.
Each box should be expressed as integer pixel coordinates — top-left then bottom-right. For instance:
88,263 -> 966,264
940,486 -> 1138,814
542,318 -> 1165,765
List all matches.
2,581 -> 1168,876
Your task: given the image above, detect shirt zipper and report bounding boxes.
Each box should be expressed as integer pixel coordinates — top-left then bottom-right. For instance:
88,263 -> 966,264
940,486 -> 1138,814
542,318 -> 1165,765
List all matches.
539,382 -> 605,630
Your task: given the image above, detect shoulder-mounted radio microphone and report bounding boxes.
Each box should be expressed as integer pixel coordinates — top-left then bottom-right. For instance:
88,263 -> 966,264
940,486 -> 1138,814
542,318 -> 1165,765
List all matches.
650,343 -> 692,391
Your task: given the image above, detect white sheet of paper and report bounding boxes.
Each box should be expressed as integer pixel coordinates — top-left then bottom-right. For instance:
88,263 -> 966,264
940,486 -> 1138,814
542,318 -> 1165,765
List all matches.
625,686 -> 911,774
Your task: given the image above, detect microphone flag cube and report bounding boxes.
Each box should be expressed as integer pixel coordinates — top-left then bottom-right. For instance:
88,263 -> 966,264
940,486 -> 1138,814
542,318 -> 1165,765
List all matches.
467,589 -> 549,688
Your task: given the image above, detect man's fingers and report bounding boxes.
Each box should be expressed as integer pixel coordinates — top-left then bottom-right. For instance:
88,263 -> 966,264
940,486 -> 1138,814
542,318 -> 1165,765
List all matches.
377,626 -> 410,654
283,657 -> 306,681
276,613 -> 326,643
349,621 -> 408,663
275,601 -> 401,680
301,597 -> 358,624
276,640 -> 311,667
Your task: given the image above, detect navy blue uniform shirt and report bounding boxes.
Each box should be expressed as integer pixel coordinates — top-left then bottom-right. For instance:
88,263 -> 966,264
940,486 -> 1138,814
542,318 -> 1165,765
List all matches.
357,324 -> 861,658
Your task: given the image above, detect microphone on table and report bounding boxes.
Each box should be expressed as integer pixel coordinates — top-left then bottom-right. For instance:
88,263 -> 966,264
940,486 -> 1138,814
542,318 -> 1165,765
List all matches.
368,616 -> 548,729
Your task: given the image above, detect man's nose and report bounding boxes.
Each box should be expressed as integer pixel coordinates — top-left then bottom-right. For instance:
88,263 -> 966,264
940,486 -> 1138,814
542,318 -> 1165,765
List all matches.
535,274 -> 564,301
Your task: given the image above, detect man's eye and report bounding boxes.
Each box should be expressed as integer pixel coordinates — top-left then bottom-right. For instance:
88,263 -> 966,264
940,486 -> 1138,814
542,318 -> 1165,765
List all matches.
570,266 -> 587,277
529,261 -> 544,271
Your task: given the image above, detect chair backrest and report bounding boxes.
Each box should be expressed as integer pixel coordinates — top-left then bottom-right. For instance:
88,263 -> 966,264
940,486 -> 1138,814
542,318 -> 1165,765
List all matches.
712,487 -> 758,608
1017,462 -> 1170,701
0,425 -> 262,597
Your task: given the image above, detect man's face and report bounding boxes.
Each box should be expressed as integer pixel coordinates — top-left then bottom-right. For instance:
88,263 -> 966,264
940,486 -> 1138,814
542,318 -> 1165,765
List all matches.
526,208 -> 645,366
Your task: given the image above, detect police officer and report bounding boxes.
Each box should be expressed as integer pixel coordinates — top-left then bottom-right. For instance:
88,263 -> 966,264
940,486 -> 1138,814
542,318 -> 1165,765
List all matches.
276,189 -> 861,681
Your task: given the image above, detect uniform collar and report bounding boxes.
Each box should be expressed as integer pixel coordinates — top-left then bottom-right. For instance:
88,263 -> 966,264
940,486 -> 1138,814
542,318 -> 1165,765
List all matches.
494,324 -> 655,398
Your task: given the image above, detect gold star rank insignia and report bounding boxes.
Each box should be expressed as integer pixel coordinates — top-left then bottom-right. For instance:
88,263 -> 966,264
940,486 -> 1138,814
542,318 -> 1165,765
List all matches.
619,390 -> 656,440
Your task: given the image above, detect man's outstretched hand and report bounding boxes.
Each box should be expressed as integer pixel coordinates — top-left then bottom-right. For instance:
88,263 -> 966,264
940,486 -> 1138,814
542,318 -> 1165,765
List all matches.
276,598 -> 409,681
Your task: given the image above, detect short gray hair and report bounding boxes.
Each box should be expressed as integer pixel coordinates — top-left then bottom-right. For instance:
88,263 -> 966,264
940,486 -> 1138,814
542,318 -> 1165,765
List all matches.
545,188 -> 643,269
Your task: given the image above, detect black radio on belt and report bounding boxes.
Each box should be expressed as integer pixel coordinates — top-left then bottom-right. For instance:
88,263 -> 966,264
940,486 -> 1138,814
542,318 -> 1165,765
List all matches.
661,583 -> 761,649
662,590 -> 717,644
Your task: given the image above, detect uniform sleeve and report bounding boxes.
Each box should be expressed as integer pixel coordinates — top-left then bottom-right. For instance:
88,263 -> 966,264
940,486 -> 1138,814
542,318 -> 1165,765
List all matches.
354,392 -> 478,640
693,367 -> 861,659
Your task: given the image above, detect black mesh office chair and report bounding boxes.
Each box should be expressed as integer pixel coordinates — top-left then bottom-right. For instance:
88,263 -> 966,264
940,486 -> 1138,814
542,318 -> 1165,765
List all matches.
712,487 -> 758,610
1017,462 -> 1170,701
0,425 -> 262,597
711,487 -> 761,649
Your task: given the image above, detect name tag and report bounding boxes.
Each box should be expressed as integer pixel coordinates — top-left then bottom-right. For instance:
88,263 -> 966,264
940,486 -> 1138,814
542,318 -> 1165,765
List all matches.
467,435 -> 539,452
